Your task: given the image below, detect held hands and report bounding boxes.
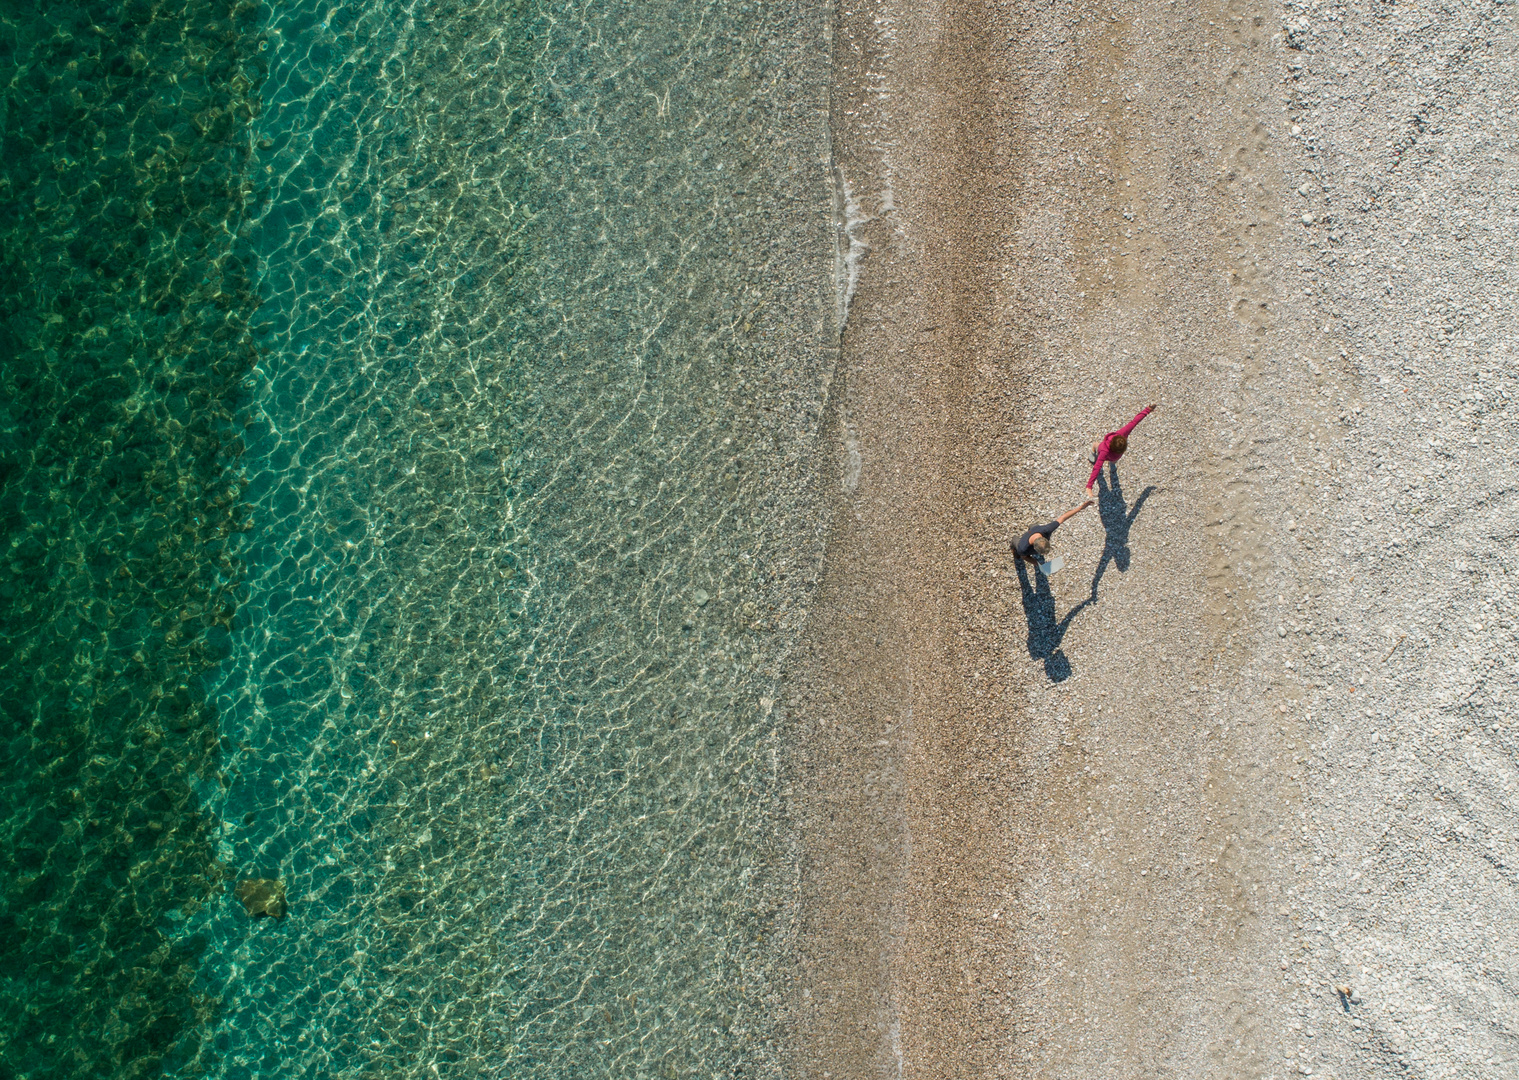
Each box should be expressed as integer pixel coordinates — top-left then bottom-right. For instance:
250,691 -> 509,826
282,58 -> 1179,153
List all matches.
1058,499 -> 1095,524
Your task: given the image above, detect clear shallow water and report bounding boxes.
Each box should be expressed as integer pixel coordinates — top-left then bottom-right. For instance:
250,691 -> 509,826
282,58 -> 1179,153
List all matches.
196,1 -> 837,1078
2,0 -> 838,1076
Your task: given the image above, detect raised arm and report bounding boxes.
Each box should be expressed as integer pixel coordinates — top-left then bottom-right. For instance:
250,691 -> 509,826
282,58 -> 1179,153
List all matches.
1115,403 -> 1155,439
1056,499 -> 1095,525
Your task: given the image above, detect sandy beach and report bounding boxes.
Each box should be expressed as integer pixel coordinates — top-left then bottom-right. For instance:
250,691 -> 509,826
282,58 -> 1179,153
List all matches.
785,0 -> 1518,1076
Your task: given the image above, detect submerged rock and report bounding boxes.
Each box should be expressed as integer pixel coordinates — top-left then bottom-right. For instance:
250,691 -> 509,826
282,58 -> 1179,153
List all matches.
235,878 -> 288,919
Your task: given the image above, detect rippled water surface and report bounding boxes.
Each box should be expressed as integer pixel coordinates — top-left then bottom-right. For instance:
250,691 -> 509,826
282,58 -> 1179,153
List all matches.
1,3 -> 260,1076
4,0 -> 838,1076
201,0 -> 837,1077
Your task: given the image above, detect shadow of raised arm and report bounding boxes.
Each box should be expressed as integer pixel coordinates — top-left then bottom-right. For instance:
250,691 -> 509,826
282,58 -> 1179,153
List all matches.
1089,469 -> 1157,603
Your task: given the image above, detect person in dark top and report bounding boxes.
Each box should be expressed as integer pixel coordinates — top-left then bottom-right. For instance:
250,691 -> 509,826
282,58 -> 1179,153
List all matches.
1012,499 -> 1094,562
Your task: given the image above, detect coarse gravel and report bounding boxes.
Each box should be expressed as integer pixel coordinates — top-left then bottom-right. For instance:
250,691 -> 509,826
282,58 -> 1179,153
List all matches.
785,0 -> 1517,1076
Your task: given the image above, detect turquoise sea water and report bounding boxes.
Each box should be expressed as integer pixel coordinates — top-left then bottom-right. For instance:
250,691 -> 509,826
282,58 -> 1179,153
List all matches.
2,1 -> 839,1077
2,3 -> 260,1076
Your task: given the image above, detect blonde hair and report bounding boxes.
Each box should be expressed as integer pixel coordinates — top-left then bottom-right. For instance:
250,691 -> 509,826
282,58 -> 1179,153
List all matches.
1030,534 -> 1050,554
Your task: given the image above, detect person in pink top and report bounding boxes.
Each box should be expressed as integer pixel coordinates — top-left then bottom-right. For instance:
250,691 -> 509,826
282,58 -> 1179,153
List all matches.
1086,404 -> 1155,494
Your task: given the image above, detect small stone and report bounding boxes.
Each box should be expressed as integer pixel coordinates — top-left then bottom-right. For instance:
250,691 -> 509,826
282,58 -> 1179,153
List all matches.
1301,213 -> 1315,225
694,588 -> 710,607
235,878 -> 287,919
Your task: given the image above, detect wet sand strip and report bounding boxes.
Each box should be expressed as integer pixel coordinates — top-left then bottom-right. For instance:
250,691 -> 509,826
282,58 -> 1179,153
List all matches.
784,1 -> 1020,1076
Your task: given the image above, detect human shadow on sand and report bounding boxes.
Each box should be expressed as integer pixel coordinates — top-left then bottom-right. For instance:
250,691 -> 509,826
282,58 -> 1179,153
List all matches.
1089,466 -> 1156,604
1015,559 -> 1092,683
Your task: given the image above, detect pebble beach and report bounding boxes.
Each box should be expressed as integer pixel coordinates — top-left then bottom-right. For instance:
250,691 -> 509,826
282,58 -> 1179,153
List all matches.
788,0 -> 1518,1076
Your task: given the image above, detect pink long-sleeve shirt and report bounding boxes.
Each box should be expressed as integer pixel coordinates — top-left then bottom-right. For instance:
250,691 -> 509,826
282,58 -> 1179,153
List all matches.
1086,405 -> 1154,489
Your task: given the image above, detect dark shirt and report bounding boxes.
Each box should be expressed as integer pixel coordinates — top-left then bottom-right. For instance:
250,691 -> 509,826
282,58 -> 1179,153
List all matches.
1012,519 -> 1060,560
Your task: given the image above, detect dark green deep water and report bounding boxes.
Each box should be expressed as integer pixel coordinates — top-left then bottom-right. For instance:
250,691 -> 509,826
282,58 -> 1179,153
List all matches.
1,0 -> 838,1076
0,2 -> 262,1076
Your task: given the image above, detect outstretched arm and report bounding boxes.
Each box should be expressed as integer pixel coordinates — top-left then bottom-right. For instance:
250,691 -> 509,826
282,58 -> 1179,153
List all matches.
1056,499 -> 1095,525
1085,448 -> 1106,493
1115,403 -> 1155,440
